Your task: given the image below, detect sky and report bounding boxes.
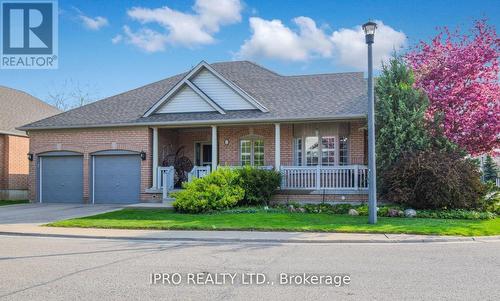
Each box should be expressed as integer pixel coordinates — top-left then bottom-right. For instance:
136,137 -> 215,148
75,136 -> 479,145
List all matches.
1,0 -> 499,108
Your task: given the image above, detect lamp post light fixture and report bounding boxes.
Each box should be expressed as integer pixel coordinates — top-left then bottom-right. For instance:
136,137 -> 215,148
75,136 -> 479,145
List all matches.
362,20 -> 378,224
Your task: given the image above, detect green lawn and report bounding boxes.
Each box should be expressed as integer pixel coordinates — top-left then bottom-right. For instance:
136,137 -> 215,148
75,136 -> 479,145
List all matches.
46,208 -> 500,236
0,200 -> 29,206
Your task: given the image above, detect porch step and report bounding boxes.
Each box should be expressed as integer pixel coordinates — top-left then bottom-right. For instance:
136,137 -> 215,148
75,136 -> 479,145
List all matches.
162,197 -> 175,208
126,202 -> 172,209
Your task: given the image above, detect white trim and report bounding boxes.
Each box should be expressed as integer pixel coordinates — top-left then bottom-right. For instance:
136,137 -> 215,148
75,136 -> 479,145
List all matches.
143,61 -> 268,117
185,80 -> 226,114
39,157 -> 42,203
0,130 -> 28,137
211,125 -> 217,171
20,115 -> 367,131
152,127 -> 159,189
275,123 -> 280,171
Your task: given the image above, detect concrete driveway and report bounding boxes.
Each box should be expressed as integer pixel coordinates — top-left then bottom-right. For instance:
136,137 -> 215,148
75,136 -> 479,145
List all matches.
0,203 -> 122,225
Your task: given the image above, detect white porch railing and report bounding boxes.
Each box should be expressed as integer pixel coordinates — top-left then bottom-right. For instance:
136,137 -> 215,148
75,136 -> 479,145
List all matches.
158,166 -> 212,200
157,166 -> 175,190
280,165 -> 368,190
188,165 -> 211,182
496,177 -> 500,187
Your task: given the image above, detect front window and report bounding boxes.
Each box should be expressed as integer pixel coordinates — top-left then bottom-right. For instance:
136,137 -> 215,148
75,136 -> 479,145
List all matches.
293,138 -> 302,166
240,139 -> 264,166
321,136 -> 335,166
253,140 -> 264,166
305,136 -> 319,166
293,129 -> 350,166
339,136 -> 349,165
240,140 -> 252,166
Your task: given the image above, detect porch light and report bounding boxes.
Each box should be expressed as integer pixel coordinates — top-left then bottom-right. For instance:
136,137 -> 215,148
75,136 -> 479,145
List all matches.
140,151 -> 147,160
27,153 -> 33,161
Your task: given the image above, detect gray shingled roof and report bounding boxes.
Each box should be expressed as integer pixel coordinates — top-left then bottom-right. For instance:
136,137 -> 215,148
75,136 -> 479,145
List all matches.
0,86 -> 61,136
19,61 -> 367,130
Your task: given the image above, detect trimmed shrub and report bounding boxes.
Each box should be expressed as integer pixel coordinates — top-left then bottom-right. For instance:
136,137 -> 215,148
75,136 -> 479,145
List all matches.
237,166 -> 281,206
172,168 -> 244,213
415,209 -> 495,220
384,149 -> 486,209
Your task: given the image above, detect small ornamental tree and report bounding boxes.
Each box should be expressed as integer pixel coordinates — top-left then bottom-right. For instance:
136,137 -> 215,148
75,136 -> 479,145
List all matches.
384,148 -> 486,210
375,55 -> 430,189
407,20 -> 500,155
483,155 -> 499,182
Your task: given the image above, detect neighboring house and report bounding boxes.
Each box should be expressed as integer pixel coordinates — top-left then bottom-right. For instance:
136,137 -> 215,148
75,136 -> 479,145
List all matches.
0,86 -> 61,200
19,61 -> 369,204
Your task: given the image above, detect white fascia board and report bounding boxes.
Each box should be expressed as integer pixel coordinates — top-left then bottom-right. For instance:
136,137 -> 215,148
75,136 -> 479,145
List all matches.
19,115 -> 367,131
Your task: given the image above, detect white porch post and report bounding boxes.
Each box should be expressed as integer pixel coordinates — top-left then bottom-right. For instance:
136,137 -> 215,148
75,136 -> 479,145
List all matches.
152,127 -> 159,189
211,125 -> 218,171
274,123 -> 281,171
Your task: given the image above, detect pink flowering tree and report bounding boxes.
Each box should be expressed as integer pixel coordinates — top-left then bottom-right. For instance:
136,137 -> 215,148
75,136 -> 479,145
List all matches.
407,20 -> 500,155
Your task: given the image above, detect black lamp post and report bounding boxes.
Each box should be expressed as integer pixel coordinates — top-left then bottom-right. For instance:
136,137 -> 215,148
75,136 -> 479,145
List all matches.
362,21 -> 377,224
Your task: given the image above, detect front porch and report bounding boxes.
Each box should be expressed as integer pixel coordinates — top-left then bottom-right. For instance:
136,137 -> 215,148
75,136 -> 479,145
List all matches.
148,121 -> 369,201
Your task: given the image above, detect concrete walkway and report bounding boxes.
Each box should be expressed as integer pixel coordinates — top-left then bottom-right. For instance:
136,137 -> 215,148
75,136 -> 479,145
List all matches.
1,223 -> 499,244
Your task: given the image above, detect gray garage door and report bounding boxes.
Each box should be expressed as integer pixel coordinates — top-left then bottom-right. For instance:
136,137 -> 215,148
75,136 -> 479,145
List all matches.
40,154 -> 83,203
92,153 -> 141,204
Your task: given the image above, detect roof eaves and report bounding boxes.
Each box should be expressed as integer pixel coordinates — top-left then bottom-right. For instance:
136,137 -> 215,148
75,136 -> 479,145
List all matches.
0,129 -> 27,137
18,114 -> 367,131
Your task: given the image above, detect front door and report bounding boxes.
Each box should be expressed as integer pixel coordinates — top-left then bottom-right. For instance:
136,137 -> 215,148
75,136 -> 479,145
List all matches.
201,144 -> 212,166
195,142 -> 212,167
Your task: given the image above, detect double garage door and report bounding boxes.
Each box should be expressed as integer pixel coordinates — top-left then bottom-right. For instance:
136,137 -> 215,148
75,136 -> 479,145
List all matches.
39,151 -> 140,204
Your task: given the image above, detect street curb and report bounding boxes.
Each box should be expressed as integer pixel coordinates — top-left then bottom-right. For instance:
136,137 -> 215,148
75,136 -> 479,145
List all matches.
1,231 -> 496,244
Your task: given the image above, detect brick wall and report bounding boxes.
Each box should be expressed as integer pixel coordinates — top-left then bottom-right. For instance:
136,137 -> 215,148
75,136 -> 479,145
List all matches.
0,134 -> 29,191
158,128 -> 211,165
349,120 -> 366,165
28,127 -> 151,202
26,120 -> 366,203
6,135 -> 29,189
0,135 -> 5,190
272,192 -> 368,203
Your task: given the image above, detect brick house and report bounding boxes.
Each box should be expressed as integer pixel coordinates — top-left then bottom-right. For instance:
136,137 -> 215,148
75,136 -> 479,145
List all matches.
0,86 -> 61,200
19,61 -> 369,204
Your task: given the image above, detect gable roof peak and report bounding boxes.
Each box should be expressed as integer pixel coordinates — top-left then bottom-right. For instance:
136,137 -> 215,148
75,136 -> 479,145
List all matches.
143,60 -> 269,117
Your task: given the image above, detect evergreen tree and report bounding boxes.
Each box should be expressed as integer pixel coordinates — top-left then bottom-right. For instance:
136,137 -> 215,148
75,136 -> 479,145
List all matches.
375,56 -> 430,190
483,155 -> 499,182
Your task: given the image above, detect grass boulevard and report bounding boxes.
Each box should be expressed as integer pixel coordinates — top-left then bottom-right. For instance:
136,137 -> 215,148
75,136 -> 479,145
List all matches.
47,208 -> 500,237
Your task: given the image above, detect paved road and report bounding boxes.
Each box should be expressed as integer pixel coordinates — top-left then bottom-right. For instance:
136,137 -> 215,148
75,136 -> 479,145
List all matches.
0,204 -> 122,225
0,236 -> 498,301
